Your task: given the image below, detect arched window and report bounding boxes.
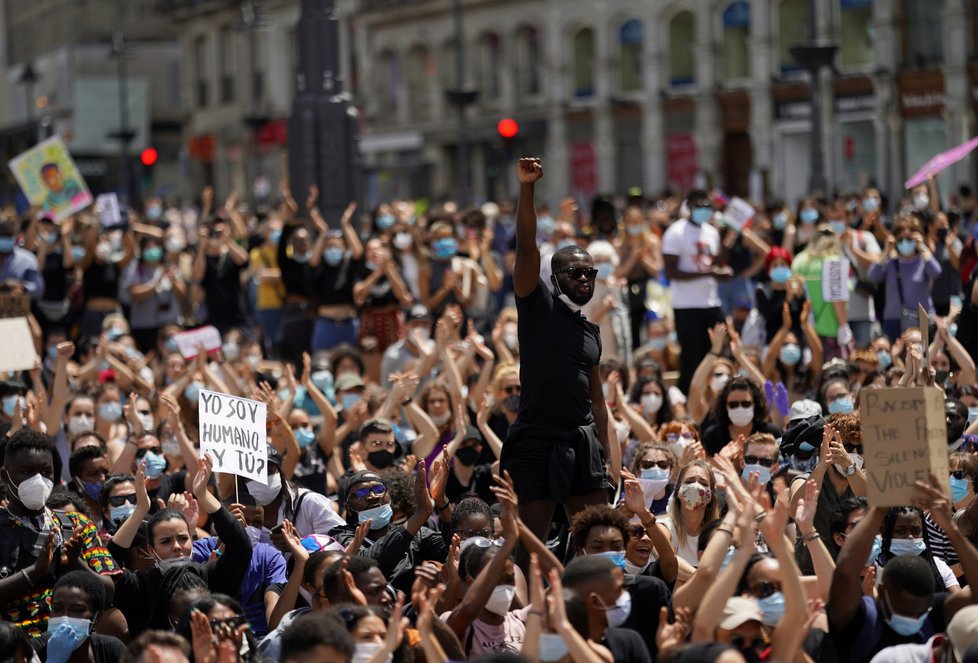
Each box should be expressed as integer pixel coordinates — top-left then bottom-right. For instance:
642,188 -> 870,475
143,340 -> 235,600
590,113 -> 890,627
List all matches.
440,39 -> 458,91
516,26 -> 542,98
619,19 -> 643,92
902,0 -> 942,66
722,2 -> 750,79
378,50 -> 400,115
480,33 -> 503,100
840,0 -> 873,67
572,27 -> 595,98
406,44 -> 433,119
778,0 -> 809,73
668,11 -> 695,86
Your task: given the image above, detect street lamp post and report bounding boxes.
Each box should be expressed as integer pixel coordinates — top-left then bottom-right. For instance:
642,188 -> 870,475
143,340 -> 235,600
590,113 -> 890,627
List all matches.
445,0 -> 478,207
18,64 -> 38,147
109,33 -> 137,204
241,1 -> 269,205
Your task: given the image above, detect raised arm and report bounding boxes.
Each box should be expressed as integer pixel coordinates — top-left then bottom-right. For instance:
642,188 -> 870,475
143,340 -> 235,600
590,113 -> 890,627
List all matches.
827,505 -> 886,633
514,158 -> 543,297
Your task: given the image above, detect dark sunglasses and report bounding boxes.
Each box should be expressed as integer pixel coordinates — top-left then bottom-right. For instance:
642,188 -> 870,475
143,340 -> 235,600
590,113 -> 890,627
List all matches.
952,470 -> 971,481
556,267 -> 598,280
727,400 -> 753,409
750,581 -> 781,599
108,494 -> 137,507
351,484 -> 386,500
730,636 -> 767,653
503,385 -> 521,395
845,444 -> 864,455
743,456 -> 775,468
639,460 -> 671,470
135,446 -> 162,459
209,615 -> 247,631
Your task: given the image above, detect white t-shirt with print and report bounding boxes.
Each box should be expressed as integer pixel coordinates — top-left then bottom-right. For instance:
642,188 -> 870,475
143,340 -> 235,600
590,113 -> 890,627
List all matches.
662,218 -> 721,309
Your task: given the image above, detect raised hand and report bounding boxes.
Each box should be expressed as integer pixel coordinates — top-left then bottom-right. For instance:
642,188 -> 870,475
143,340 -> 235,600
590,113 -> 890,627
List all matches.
708,322 -> 727,354
793,479 -> 820,536
914,471 -> 955,534
414,459 -> 433,518
192,453 -> 214,499
346,519 -> 372,556
656,605 -> 692,658
517,158 -> 543,184
190,609 -> 217,663
429,447 -> 451,509
135,462 -> 151,514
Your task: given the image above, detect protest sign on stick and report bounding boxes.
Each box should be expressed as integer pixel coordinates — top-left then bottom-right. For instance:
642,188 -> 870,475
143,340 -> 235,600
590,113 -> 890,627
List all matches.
198,389 -> 268,484
0,292 -> 30,318
861,386 -> 951,507
722,197 -> 755,232
0,318 -> 38,372
821,259 -> 849,303
172,326 -> 222,359
8,136 -> 93,222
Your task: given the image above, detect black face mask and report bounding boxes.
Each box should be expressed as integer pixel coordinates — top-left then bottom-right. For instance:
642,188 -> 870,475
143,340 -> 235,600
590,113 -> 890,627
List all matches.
367,449 -> 395,469
502,394 -> 520,413
455,446 -> 481,467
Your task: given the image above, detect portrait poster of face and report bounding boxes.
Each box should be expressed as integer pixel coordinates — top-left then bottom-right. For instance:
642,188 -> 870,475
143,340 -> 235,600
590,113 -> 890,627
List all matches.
8,135 -> 93,222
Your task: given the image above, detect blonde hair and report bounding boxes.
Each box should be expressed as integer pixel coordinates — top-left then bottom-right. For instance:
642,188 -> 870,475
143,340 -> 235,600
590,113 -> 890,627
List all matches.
669,460 -> 720,542
491,363 -> 519,393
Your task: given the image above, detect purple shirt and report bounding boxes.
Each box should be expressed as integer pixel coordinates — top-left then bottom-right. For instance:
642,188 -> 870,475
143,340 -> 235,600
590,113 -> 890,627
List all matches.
868,255 -> 941,320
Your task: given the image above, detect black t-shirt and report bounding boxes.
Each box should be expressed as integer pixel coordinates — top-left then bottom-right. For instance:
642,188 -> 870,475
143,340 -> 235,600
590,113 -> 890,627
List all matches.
315,257 -> 361,307
202,253 -> 245,327
511,279 -> 601,433
702,421 -> 783,456
445,464 -> 496,504
830,593 -> 947,663
41,251 -> 69,300
32,633 -> 127,663
603,626 -> 652,663
352,262 -> 398,309
621,573 -> 671,660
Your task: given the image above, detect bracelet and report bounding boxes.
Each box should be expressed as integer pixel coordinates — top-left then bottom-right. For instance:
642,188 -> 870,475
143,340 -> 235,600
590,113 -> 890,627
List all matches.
802,531 -> 820,543
640,516 -> 656,529
21,568 -> 33,587
716,527 -> 734,536
435,501 -> 449,511
754,512 -> 767,523
401,398 -> 412,406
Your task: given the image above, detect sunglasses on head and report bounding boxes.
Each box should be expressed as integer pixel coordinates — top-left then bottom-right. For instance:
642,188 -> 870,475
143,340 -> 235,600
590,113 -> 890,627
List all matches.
135,446 -> 162,459
639,459 -> 671,470
742,456 -> 775,468
727,400 -> 753,410
556,267 -> 598,280
750,580 -> 782,599
108,494 -> 137,507
351,484 -> 386,500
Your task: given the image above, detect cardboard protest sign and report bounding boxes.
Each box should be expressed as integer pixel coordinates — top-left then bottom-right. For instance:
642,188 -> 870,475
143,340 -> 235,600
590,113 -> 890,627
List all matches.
95,193 -> 121,228
722,197 -> 755,232
821,259 -> 850,303
861,387 -> 951,506
0,292 -> 30,318
0,318 -> 37,372
172,326 -> 222,359
198,389 -> 268,483
8,136 -> 93,222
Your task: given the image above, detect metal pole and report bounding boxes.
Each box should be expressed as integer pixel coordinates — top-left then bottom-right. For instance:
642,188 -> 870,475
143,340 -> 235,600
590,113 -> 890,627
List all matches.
24,80 -> 34,147
115,32 -> 133,203
453,0 -> 470,206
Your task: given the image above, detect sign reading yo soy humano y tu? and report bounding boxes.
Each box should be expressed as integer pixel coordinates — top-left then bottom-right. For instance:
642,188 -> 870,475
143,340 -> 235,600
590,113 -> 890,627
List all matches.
860,386 -> 951,507
198,389 -> 268,483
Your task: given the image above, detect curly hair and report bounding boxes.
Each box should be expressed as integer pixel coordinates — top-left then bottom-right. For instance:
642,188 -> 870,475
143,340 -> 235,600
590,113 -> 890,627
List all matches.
570,504 -> 629,552
825,412 -> 861,447
658,420 -> 700,442
712,376 -> 769,428
628,442 -> 677,476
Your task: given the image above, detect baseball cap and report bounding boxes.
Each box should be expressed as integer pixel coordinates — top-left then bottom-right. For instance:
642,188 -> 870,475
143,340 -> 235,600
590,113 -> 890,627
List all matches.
463,425 -> 484,444
948,605 -> 978,661
334,373 -> 365,392
266,445 -> 283,467
718,596 -> 763,630
406,304 -> 432,324
789,399 -> 822,422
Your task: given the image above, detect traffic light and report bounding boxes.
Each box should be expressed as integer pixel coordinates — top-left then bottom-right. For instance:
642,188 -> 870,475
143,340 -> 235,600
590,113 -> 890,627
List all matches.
139,147 -> 157,194
140,147 -> 158,167
497,118 -> 519,140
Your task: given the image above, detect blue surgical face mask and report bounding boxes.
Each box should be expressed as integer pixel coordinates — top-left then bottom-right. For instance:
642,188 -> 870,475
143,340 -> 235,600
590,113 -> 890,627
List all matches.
877,350 -> 893,369
799,208 -> 819,224
292,251 -> 310,264
324,247 -> 344,266
110,502 -> 136,523
358,503 -> 393,530
377,213 -> 396,230
779,343 -> 802,366
538,633 -> 569,662
143,451 -> 167,479
80,480 -> 103,502
742,464 -> 772,485
863,197 -> 879,212
71,245 -> 86,262
690,207 -> 713,225
866,535 -> 883,566
596,263 -> 614,279
2,395 -> 22,417
770,266 -> 792,284
883,591 -> 930,636
592,550 -> 626,570
269,229 -> 282,245
47,615 -> 91,644
827,396 -> 854,415
772,213 -> 788,230
757,591 -> 786,626
106,327 -> 124,342
830,221 -> 847,236
184,381 -> 203,403
951,475 -> 970,503
99,401 -> 123,422
311,370 -> 332,393
295,427 -> 317,449
640,467 -> 669,482
897,238 -> 917,257
341,392 -> 360,411
537,215 -> 556,235
432,238 -> 458,260
626,224 -> 644,237
889,537 -> 926,557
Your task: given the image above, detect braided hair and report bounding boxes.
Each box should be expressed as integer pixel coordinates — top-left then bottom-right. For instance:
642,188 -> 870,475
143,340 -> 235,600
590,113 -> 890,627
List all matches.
880,506 -> 944,593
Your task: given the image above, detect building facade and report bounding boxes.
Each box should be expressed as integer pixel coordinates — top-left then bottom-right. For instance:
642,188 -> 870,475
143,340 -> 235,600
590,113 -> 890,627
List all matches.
166,0 -> 978,209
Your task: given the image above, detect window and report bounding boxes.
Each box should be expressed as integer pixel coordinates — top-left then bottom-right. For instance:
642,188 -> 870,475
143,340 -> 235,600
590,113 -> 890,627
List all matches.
406,44 -> 433,119
378,51 -> 400,115
249,31 -> 265,103
778,0 -> 810,73
572,27 -> 595,98
840,0 -> 873,67
193,35 -> 208,108
668,11 -> 695,86
440,39 -> 459,91
480,33 -> 502,100
619,19 -> 643,92
516,26 -> 542,99
903,0 -> 942,66
722,2 -> 750,79
219,25 -> 235,104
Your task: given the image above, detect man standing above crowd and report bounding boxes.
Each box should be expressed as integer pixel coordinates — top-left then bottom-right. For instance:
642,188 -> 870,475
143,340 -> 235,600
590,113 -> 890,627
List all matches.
499,157 -> 613,567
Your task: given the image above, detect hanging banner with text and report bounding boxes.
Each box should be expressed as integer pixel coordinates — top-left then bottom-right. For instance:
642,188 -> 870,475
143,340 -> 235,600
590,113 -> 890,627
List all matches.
198,389 -> 268,483
822,259 -> 850,303
861,386 -> 951,506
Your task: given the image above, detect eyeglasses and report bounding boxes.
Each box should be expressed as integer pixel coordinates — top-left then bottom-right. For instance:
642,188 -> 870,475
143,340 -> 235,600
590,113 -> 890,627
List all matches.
845,444 -> 864,455
458,528 -> 493,539
365,439 -> 396,450
639,460 -> 671,470
555,267 -> 598,280
135,446 -> 162,458
727,400 -> 753,410
108,493 -> 137,507
743,455 -> 775,468
209,615 -> 247,631
503,385 -> 521,395
952,470 -> 971,481
351,484 -> 387,500
465,536 -> 503,549
750,581 -> 782,599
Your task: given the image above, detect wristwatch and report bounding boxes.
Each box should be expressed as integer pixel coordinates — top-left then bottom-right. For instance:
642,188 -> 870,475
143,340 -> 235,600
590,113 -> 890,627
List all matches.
844,462 -> 857,477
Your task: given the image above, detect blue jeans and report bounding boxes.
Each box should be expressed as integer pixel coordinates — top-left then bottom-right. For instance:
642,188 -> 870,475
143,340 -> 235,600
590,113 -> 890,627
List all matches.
718,276 -> 755,317
312,317 -> 359,352
255,308 -> 282,354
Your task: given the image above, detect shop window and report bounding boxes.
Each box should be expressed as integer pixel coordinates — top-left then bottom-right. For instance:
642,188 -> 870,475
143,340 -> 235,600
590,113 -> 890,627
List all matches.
619,19 -> 643,92
669,11 -> 695,86
572,27 -> 595,98
903,0 -> 943,67
516,26 -> 542,98
840,0 -> 873,67
722,1 -> 750,79
480,33 -> 503,100
778,0 -> 810,73
406,44 -> 433,120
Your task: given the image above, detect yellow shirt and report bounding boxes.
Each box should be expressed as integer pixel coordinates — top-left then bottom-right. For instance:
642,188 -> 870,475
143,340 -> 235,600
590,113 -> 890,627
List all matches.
249,245 -> 284,310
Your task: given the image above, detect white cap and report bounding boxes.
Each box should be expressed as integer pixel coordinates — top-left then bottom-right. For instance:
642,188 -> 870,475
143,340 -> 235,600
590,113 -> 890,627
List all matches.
789,399 -> 822,422
947,605 -> 978,661
718,596 -> 763,630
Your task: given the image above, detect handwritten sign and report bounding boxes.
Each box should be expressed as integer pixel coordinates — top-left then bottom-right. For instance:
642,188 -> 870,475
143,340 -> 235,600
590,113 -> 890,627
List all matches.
172,326 -> 222,359
0,293 -> 30,318
722,197 -> 755,232
198,389 -> 268,483
822,259 -> 850,303
861,387 -> 951,506
0,318 -> 36,372
95,193 -> 122,228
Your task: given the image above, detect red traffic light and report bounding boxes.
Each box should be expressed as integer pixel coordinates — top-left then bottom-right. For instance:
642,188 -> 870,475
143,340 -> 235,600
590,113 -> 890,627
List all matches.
140,147 -> 158,167
497,118 -> 519,139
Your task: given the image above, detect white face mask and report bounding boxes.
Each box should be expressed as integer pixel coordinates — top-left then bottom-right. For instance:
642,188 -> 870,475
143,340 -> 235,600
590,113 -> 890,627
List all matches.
353,643 -> 391,663
710,374 -> 729,394
485,584 -> 515,615
246,473 -> 283,506
728,406 -> 754,427
68,414 -> 95,435
8,472 -> 54,511
430,411 -> 451,427
640,393 -> 663,415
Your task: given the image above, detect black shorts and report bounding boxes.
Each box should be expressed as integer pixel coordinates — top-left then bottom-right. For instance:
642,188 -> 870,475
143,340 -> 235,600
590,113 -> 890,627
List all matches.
500,434 -> 605,504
